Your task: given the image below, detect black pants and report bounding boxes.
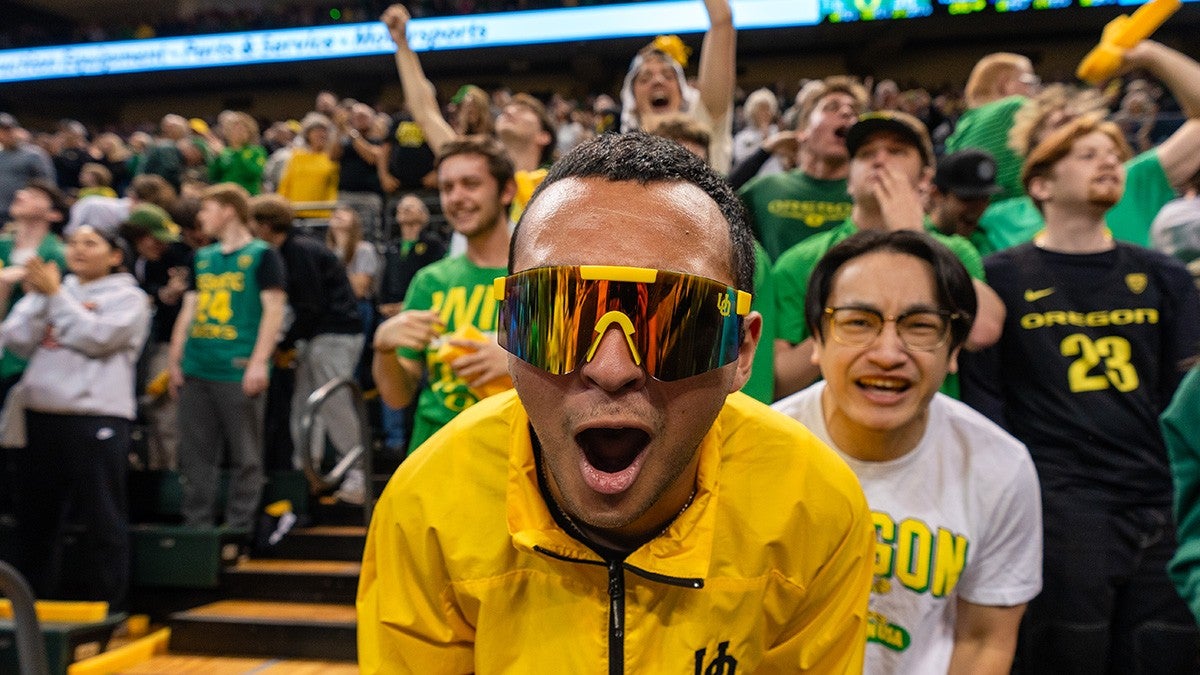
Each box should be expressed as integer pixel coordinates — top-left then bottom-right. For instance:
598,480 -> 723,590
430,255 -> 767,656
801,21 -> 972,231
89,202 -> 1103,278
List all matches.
1017,491 -> 1200,674
13,411 -> 131,610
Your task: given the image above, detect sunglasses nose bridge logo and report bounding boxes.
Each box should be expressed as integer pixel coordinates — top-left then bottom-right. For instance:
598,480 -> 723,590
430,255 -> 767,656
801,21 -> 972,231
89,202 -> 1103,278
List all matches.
586,310 -> 643,366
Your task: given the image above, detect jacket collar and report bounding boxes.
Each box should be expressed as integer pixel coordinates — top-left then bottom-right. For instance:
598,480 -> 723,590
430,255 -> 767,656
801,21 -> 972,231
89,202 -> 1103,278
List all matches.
505,400 -> 722,581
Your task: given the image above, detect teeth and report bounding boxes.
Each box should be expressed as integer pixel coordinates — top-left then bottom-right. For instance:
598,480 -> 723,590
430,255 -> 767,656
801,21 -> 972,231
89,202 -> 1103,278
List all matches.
859,377 -> 907,390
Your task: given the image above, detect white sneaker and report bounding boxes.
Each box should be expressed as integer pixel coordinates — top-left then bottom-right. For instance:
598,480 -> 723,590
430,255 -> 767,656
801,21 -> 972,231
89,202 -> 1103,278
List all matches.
333,468 -> 365,505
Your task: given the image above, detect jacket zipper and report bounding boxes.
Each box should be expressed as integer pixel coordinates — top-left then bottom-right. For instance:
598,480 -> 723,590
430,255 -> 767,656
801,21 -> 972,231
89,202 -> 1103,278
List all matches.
608,559 -> 624,675
532,546 -> 706,674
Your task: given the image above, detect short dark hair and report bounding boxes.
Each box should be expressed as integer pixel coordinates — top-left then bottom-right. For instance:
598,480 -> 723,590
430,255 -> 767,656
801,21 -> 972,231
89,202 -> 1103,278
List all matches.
128,174 -> 177,211
435,135 -> 516,195
513,132 -> 754,292
23,178 -> 69,225
249,193 -> 294,235
805,230 -> 977,351
169,197 -> 201,232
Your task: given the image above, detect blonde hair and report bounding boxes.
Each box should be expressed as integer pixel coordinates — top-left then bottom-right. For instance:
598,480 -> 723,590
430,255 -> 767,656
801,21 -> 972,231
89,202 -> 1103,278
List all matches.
1008,84 -> 1108,158
797,76 -> 868,131
227,111 -> 261,146
965,53 -> 1032,108
201,182 -> 252,223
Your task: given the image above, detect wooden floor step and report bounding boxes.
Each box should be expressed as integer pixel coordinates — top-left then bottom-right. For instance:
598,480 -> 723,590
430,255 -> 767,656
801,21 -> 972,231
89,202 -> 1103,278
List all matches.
101,654 -> 359,674
168,600 -> 356,661
261,525 -> 366,562
222,559 -> 361,604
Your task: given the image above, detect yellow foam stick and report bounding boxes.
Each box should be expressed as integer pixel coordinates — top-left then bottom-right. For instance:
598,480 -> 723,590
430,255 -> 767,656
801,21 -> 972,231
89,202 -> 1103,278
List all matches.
435,324 -> 514,398
1077,0 -> 1181,85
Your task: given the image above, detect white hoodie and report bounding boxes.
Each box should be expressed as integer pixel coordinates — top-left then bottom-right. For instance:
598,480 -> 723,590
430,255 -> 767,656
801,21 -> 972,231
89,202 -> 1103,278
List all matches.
1,272 -> 149,419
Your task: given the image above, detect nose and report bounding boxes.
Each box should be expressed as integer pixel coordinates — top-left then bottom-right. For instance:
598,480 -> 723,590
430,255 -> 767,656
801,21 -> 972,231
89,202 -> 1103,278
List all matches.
443,182 -> 466,204
579,325 -> 645,393
866,321 -> 908,367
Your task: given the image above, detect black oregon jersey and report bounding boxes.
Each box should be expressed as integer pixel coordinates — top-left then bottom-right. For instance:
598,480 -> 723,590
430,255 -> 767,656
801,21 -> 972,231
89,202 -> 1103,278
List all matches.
961,242 -> 1200,506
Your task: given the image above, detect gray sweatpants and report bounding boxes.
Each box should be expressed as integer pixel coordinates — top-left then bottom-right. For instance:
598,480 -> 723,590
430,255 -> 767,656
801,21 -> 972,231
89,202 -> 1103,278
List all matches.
290,332 -> 365,471
178,377 -> 266,530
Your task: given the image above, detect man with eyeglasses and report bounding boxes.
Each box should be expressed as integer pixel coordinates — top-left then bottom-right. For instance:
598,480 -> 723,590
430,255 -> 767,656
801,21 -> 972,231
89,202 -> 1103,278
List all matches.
358,132 -> 875,673
773,230 -> 1042,674
960,115 -> 1200,672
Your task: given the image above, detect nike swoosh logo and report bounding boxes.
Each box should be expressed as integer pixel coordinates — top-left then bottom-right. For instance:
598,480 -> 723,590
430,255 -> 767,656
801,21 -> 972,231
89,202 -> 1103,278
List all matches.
1024,288 -> 1055,302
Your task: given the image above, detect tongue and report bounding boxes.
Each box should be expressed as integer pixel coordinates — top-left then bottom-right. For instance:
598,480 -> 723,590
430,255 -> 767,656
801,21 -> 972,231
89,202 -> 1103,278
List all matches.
577,428 -> 649,495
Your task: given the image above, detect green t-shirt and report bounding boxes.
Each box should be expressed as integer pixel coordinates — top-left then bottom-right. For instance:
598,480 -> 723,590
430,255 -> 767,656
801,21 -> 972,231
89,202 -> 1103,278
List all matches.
979,149 -> 1175,251
772,220 -> 985,398
398,256 -> 507,452
0,233 -> 67,378
181,239 -> 275,382
741,242 -> 776,403
1164,367 -> 1200,624
209,145 -> 268,195
738,170 -> 852,261
944,95 -> 1027,203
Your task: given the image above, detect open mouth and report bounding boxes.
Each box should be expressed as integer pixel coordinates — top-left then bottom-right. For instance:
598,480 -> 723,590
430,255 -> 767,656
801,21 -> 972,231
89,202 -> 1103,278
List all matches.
576,427 -> 650,495
650,94 -> 672,110
833,125 -> 850,139
856,376 -> 912,396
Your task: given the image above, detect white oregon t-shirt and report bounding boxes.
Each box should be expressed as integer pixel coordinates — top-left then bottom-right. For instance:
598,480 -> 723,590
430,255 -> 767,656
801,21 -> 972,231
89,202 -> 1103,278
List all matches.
773,382 -> 1043,674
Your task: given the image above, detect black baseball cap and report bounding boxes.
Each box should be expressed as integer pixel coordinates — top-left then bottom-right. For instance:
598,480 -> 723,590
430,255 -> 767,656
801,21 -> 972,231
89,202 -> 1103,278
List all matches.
845,111 -> 935,168
934,149 -> 1002,200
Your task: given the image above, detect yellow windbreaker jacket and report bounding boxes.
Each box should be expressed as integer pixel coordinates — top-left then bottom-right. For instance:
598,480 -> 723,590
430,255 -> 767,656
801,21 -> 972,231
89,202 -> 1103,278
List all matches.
358,390 -> 873,674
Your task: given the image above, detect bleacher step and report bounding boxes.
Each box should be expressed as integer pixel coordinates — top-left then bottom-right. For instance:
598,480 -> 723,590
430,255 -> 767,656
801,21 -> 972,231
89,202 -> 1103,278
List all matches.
263,525 -> 366,562
0,611 -> 126,675
222,559 -> 361,604
167,600 -> 356,661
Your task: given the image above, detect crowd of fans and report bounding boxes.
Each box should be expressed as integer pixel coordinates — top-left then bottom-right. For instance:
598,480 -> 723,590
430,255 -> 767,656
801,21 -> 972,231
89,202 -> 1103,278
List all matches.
3,0 -> 1200,668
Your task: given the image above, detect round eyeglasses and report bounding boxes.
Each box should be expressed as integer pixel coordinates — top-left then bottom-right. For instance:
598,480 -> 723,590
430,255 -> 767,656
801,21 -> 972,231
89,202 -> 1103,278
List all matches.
823,306 -> 959,351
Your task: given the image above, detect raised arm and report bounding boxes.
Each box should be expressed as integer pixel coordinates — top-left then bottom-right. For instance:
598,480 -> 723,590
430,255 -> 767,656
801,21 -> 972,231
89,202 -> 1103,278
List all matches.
381,4 -> 457,155
695,0 -> 736,121
1123,40 -> 1200,188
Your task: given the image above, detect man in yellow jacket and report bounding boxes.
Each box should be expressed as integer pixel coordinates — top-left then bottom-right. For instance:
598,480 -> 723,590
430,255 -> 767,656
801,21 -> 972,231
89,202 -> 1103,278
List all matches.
358,132 -> 875,673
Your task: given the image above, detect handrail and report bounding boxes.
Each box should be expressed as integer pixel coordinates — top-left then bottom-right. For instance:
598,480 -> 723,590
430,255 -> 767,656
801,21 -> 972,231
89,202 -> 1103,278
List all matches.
298,377 -> 374,524
0,560 -> 49,675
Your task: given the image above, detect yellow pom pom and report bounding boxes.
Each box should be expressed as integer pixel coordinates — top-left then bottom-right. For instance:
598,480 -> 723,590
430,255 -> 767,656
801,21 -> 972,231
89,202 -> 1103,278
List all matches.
651,34 -> 692,68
